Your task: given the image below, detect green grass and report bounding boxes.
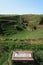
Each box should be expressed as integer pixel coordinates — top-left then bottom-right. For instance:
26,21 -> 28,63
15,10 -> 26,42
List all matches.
0,42 -> 43,65
0,28 -> 43,40
0,14 -> 43,65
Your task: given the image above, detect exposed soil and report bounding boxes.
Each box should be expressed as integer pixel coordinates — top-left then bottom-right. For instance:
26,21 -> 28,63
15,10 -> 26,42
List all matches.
0,38 -> 43,44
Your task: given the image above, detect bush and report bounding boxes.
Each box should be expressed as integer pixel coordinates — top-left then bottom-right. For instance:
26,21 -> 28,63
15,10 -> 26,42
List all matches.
39,17 -> 43,25
33,26 -> 37,30
16,26 -> 23,31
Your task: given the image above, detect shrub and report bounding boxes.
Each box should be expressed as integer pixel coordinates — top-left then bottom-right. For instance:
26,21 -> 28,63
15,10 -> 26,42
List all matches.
16,26 -> 23,31
33,26 -> 37,30
39,17 -> 43,25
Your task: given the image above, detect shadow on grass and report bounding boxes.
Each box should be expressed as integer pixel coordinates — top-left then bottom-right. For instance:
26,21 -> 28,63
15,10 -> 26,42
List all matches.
12,60 -> 40,65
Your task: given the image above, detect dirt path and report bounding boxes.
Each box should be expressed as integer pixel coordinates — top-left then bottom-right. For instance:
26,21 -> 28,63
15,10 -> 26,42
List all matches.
0,38 -> 43,44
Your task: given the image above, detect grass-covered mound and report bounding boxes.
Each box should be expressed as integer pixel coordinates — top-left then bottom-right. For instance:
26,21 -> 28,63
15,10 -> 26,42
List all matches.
0,14 -> 43,41
0,14 -> 43,35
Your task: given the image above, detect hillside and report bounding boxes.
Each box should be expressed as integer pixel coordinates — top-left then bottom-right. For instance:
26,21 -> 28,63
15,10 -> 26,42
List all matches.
0,14 -> 43,65
0,14 -> 43,40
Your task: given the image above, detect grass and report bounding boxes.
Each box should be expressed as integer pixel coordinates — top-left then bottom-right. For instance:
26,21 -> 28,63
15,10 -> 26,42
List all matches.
0,42 -> 43,65
0,14 -> 43,65
0,28 -> 43,40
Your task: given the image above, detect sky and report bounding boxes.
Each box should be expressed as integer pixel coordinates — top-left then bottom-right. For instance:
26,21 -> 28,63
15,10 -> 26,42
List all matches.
0,0 -> 43,14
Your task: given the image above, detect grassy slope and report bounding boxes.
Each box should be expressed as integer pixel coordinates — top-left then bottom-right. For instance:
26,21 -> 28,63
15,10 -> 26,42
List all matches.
0,14 -> 43,40
0,14 -> 43,65
0,28 -> 43,40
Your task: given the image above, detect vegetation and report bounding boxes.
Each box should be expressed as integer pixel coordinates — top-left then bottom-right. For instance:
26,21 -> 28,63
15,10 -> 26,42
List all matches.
0,14 -> 43,35
0,14 -> 43,65
0,42 -> 43,65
